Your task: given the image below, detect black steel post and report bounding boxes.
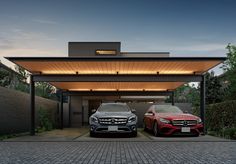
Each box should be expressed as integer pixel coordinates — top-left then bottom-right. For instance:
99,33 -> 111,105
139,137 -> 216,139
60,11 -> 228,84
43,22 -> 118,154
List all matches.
68,95 -> 71,127
171,91 -> 175,106
200,75 -> 206,134
60,91 -> 64,129
30,75 -> 35,136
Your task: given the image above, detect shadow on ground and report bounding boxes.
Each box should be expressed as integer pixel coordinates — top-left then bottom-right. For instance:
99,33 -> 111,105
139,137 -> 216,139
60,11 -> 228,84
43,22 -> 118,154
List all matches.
2,128 -> 232,142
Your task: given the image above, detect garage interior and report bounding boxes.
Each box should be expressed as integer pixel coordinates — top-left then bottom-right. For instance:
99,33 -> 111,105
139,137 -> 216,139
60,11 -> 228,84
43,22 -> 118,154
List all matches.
5,42 -> 226,136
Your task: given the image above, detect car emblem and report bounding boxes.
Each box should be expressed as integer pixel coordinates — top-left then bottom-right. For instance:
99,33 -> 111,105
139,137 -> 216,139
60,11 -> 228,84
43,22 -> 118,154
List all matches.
183,121 -> 188,126
111,118 -> 115,123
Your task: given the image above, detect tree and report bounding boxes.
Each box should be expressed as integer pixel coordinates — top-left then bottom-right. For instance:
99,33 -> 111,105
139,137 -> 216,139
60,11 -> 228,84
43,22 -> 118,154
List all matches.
166,83 -> 200,107
205,71 -> 223,104
221,44 -> 236,100
15,65 -> 29,82
35,82 -> 57,99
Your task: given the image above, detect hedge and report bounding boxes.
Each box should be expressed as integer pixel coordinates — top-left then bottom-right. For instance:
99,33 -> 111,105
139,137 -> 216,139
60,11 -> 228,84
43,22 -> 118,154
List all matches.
206,100 -> 236,132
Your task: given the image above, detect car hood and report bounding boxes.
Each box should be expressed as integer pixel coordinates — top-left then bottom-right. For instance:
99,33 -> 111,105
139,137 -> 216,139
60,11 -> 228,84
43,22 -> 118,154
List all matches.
92,111 -> 135,118
158,113 -> 199,120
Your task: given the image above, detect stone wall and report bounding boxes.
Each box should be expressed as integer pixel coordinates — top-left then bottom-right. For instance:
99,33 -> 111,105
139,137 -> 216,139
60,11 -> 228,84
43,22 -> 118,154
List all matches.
0,86 -> 58,135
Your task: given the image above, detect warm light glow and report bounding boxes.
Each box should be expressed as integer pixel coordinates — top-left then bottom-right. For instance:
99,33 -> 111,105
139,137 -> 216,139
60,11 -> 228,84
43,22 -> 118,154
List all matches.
15,60 -> 222,76
119,89 -> 144,91
42,70 -> 194,75
145,89 -> 167,91
96,50 -> 117,55
92,89 -> 117,91
68,89 -> 91,91
159,71 -> 194,74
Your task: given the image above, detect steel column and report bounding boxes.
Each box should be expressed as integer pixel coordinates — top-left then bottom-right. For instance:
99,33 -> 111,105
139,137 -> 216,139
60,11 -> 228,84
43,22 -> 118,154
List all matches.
30,75 -> 35,136
68,95 -> 71,127
200,75 -> 206,134
171,91 -> 175,106
60,91 -> 64,129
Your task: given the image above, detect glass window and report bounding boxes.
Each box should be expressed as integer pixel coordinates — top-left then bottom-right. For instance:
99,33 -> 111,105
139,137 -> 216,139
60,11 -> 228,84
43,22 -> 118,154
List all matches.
154,105 -> 183,113
98,103 -> 130,112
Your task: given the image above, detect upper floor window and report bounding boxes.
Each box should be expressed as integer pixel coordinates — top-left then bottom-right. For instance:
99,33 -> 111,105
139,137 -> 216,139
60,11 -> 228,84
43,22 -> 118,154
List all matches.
95,50 -> 117,56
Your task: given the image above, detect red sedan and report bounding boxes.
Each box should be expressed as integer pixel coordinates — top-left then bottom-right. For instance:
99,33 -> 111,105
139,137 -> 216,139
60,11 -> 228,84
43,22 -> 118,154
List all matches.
143,105 -> 203,136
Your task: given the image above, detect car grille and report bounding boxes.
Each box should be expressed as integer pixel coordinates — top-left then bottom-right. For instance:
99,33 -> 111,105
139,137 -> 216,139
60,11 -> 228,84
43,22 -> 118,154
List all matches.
172,120 -> 197,126
99,117 -> 127,125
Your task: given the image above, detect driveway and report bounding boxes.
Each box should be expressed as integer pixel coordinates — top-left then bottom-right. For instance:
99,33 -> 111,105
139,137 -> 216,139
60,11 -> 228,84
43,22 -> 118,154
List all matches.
2,128 -> 235,163
0,141 -> 235,163
4,128 -> 230,142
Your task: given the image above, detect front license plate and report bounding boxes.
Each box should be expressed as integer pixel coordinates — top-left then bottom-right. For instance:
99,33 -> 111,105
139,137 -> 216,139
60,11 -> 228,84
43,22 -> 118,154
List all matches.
181,127 -> 190,133
108,126 -> 118,131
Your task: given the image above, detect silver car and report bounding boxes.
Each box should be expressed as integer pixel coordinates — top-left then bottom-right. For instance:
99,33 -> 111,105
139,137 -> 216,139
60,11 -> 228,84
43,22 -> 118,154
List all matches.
89,103 -> 138,137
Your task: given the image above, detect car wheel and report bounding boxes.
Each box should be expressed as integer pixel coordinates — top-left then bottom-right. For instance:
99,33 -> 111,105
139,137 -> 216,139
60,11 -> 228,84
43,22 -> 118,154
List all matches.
193,133 -> 200,137
130,131 -> 137,137
153,122 -> 160,137
90,131 -> 96,137
143,121 -> 148,131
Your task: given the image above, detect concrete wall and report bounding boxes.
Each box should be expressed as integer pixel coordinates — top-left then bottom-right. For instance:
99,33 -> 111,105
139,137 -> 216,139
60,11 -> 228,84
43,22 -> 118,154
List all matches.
0,86 -> 58,135
68,42 -> 121,57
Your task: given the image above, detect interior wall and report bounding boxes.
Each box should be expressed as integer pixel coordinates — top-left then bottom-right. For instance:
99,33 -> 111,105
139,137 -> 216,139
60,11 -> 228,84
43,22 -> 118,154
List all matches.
70,96 -> 83,127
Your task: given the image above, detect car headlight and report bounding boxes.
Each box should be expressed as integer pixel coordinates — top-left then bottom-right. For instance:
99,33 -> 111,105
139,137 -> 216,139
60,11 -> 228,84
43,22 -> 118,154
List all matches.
128,116 -> 137,123
159,118 -> 171,124
89,116 -> 98,124
197,118 -> 202,124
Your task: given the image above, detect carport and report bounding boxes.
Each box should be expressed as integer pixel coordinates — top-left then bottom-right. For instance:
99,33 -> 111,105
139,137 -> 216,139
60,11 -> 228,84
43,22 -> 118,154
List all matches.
6,56 -> 225,136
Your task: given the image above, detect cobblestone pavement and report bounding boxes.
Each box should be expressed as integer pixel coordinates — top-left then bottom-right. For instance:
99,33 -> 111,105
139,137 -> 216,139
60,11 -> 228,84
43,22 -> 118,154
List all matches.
0,141 -> 235,164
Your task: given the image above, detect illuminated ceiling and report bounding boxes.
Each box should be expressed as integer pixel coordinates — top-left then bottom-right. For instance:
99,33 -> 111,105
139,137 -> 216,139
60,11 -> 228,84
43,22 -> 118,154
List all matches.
50,82 -> 185,91
10,58 -> 223,75
7,57 -> 225,91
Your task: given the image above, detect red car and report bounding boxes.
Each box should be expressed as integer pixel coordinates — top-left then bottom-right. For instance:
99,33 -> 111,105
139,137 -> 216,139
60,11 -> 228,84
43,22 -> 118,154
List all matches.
143,105 -> 203,136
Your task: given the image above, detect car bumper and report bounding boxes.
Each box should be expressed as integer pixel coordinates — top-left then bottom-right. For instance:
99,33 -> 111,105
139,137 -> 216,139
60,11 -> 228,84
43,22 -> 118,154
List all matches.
158,123 -> 204,136
90,123 -> 137,134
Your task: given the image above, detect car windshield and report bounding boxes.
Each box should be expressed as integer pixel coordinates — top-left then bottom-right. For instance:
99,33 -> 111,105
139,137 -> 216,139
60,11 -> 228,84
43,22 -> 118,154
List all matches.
98,104 -> 130,112
154,105 -> 183,113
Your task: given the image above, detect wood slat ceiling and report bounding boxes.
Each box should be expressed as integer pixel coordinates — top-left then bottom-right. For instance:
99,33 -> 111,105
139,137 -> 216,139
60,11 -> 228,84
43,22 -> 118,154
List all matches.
50,82 -> 185,91
14,60 -> 222,75
9,57 -> 224,91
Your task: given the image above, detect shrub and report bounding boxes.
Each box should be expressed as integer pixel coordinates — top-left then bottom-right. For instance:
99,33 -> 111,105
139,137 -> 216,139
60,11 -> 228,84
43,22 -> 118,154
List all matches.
37,107 -> 53,131
193,100 -> 236,139
206,100 -> 236,132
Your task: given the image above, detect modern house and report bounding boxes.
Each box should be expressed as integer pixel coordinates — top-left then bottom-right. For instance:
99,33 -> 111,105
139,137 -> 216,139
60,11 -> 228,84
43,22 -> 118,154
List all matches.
5,42 -> 226,135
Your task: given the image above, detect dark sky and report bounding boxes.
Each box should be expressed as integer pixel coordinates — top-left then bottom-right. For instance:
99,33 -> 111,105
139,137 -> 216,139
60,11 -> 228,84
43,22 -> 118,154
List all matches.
0,0 -> 235,72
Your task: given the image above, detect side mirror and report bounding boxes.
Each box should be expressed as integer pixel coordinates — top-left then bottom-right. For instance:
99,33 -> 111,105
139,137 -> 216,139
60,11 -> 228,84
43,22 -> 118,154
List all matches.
131,109 -> 136,113
91,109 -> 97,113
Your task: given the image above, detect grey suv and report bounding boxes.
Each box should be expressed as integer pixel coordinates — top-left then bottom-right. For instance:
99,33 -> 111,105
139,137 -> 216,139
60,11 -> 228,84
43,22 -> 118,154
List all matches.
89,103 -> 138,137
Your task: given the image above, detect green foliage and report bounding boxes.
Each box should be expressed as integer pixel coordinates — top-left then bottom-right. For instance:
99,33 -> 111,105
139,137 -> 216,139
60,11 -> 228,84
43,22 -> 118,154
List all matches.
14,82 -> 29,93
0,70 -> 11,87
206,100 -> 236,134
15,65 -> 29,82
35,82 -> 57,99
205,71 -> 224,104
37,107 -> 53,131
166,84 -> 200,106
221,44 -> 236,100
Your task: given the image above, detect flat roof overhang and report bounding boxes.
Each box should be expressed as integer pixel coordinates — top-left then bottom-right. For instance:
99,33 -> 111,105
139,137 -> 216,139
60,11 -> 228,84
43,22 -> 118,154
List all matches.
6,56 -> 226,91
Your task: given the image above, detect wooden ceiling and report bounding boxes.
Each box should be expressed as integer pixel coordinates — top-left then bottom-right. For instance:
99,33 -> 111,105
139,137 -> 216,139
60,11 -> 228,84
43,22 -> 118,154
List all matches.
13,60 -> 222,75
7,57 -> 225,91
50,82 -> 185,91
